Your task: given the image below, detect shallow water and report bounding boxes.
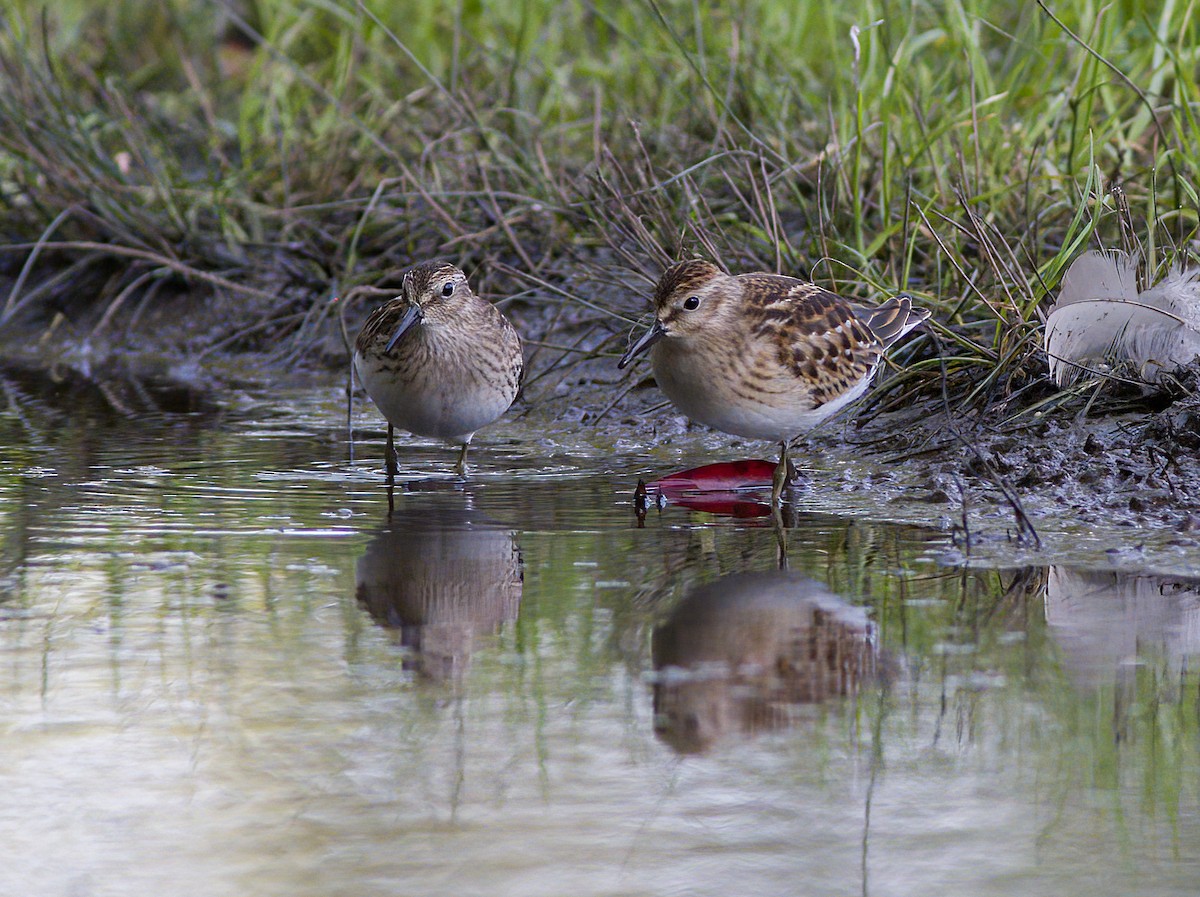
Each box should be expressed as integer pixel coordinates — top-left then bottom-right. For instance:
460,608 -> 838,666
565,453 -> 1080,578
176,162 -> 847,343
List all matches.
2,366 -> 1199,897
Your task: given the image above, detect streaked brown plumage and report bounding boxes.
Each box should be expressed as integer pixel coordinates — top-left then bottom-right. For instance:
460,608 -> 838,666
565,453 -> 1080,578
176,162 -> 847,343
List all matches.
354,260 -> 523,477
619,259 -> 929,505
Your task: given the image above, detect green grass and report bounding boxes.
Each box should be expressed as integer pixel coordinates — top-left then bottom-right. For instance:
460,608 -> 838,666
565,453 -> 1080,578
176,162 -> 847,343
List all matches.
2,0 -> 1199,415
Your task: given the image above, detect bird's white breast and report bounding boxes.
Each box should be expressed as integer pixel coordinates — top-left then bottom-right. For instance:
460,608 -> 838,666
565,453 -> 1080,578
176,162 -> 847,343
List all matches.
650,340 -> 870,442
354,345 -> 517,444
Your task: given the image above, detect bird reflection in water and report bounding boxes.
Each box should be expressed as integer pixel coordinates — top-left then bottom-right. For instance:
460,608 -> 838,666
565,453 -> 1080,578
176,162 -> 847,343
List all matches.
650,571 -> 875,754
1045,566 -> 1200,688
356,507 -> 522,681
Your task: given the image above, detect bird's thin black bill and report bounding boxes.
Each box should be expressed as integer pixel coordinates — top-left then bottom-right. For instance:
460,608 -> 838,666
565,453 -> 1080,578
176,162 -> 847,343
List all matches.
618,320 -> 666,369
385,304 -> 424,353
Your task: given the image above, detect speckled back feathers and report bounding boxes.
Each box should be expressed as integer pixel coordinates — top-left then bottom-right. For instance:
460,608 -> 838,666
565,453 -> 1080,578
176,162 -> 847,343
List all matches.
653,260 -> 926,408
636,259 -> 929,442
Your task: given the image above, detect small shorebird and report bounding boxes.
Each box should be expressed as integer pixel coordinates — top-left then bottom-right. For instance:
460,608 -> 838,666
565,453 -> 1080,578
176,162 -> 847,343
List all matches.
354,260 -> 523,478
618,259 -> 929,506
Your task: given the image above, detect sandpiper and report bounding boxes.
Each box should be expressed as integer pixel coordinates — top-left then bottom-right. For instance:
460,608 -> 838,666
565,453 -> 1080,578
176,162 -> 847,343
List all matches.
618,259 -> 929,506
354,260 -> 523,478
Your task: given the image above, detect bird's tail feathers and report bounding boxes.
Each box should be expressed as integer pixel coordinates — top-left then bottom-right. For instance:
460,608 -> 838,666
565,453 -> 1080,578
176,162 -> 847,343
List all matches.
860,294 -> 932,347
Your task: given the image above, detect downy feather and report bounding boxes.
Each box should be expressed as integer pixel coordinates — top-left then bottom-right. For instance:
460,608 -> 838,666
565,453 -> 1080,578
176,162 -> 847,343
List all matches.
1045,251 -> 1200,386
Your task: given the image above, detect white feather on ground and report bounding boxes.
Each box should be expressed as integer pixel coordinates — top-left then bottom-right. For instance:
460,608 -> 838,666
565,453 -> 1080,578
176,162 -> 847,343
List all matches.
1044,250 -> 1200,386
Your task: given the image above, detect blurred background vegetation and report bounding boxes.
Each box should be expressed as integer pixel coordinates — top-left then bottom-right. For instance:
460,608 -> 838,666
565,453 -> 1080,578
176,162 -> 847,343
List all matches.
1,0 -> 1198,408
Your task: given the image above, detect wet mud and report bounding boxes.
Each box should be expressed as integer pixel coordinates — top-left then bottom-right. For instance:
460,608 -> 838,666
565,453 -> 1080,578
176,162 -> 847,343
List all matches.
5,308 -> 1200,571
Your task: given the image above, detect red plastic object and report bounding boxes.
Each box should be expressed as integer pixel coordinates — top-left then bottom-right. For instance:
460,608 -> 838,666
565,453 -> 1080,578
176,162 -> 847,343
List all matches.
644,460 -> 777,517
647,459 -> 777,494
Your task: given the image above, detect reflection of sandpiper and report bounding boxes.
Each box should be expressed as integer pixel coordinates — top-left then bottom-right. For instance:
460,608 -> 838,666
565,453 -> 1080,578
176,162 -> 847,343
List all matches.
1044,566 -> 1200,688
650,571 -> 875,754
355,508 -> 522,681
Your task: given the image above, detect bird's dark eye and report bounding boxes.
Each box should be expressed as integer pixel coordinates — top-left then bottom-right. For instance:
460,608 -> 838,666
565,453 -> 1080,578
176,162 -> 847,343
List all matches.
441,282 -> 455,297
683,296 -> 701,310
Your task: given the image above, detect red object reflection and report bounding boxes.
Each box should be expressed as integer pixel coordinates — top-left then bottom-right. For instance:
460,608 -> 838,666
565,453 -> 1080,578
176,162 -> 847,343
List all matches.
643,459 -> 777,517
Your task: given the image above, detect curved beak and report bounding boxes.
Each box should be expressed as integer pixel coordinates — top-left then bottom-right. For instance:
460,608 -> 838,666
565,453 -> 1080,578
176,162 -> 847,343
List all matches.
618,320 -> 667,369
384,304 -> 423,353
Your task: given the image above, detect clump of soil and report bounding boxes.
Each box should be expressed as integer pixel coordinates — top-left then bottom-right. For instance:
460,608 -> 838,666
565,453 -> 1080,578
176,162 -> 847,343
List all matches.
836,392 -> 1200,543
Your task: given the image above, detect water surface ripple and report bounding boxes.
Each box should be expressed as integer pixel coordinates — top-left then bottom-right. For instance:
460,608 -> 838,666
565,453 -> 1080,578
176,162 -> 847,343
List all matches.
1,375 -> 1198,897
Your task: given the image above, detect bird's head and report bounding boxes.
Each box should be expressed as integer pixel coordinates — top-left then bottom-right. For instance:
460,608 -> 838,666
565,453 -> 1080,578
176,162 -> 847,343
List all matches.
386,261 -> 473,350
618,259 -> 731,368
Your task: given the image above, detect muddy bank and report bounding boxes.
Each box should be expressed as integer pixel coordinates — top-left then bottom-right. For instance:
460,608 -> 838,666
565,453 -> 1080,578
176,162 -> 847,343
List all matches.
837,399 -> 1200,552
603,385 -> 1200,569
4,298 -> 1200,572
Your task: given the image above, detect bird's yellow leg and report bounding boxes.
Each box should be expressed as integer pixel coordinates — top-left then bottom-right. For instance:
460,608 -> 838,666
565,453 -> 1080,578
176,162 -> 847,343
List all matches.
771,440 -> 790,509
455,441 -> 470,478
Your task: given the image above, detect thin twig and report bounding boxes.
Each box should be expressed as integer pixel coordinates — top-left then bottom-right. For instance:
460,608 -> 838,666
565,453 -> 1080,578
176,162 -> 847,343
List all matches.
0,240 -> 279,303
